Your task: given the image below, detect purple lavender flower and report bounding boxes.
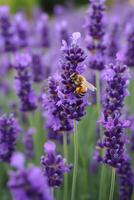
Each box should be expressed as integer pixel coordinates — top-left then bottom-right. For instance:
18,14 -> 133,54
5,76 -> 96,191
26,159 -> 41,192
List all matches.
23,128 -> 35,160
36,13 -> 50,48
31,51 -> 44,83
8,153 -> 54,200
56,20 -> 70,45
14,12 -> 29,49
41,141 -> 72,188
124,23 -> 134,67
0,6 -> 17,52
127,115 -> 134,151
131,133 -> 134,152
14,53 -> 37,112
0,113 -> 21,162
60,32 -> 92,121
97,54 -> 134,199
86,0 -> 106,70
106,18 -> 120,61
100,55 -> 130,167
41,74 -> 73,143
117,154 -> 134,200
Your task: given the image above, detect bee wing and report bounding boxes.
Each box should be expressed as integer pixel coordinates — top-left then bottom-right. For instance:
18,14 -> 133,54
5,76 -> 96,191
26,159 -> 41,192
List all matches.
85,81 -> 97,92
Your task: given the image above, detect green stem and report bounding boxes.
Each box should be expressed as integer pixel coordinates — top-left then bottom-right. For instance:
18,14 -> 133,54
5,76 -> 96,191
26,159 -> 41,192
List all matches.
51,187 -> 54,196
109,168 -> 116,200
96,71 -> 106,200
96,70 -> 103,141
99,163 -> 106,200
63,133 -> 68,200
71,120 -> 79,200
28,111 -> 39,165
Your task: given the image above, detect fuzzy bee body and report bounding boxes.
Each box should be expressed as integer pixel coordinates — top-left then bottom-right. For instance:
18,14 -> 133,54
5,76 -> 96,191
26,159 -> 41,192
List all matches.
70,73 -> 96,97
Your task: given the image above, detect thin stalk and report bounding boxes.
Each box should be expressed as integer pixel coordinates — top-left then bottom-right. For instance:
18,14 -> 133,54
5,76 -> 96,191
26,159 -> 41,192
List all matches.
71,120 -> 79,200
96,71 -> 106,200
28,111 -> 39,165
51,188 -> 54,196
63,133 -> 68,200
109,168 -> 116,200
96,71 -> 102,137
99,164 -> 106,200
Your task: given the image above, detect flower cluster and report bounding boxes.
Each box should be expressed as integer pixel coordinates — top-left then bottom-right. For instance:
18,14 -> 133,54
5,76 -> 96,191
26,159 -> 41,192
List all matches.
31,51 -> 44,83
124,24 -> 134,67
106,18 -> 120,61
41,75 -> 73,143
0,114 -> 21,162
97,55 -> 134,199
56,20 -> 70,45
117,155 -> 133,200
0,6 -> 16,53
100,56 -> 129,167
14,53 -> 37,112
86,0 -> 106,70
14,12 -> 29,49
41,141 -> 72,188
36,13 -> 50,48
60,32 -> 91,121
8,152 -> 54,200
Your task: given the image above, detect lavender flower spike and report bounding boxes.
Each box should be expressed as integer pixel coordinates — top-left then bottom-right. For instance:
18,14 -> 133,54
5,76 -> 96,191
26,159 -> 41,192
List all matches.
41,141 -> 72,188
100,54 -> 130,167
41,74 -> 73,143
124,23 -> 134,67
8,153 -> 54,200
86,0 -> 106,70
0,113 -> 21,163
60,32 -> 95,121
15,53 -> 37,112
0,6 -> 17,52
97,54 -> 134,200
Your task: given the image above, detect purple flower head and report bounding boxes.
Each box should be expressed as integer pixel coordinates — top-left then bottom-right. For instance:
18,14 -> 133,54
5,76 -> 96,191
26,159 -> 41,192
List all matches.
60,32 -> 94,121
106,17 -> 120,61
124,23 -> 134,67
99,57 -> 130,167
14,12 -> 29,49
31,51 -> 44,83
0,6 -> 17,52
23,128 -> 35,160
8,165 -> 54,200
41,140 -> 72,188
117,153 -> 134,200
36,13 -> 50,48
11,152 -> 25,169
0,6 -> 10,18
97,55 -> 134,199
86,0 -> 106,70
0,113 -> 21,163
56,20 -> 70,45
14,53 -> 37,112
15,53 -> 31,68
41,74 -> 73,143
44,141 -> 56,153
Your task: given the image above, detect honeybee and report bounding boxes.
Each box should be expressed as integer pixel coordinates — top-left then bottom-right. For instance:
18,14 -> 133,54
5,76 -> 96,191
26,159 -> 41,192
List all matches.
70,73 -> 96,97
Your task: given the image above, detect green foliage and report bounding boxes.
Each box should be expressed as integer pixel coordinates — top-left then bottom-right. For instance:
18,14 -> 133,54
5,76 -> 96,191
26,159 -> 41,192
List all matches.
0,0 -> 38,13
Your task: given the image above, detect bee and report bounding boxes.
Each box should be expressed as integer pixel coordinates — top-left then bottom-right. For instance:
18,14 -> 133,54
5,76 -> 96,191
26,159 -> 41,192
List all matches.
70,72 -> 96,97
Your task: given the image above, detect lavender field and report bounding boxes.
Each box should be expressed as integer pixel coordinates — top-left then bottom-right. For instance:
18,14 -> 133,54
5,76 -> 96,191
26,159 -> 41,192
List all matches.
0,0 -> 134,200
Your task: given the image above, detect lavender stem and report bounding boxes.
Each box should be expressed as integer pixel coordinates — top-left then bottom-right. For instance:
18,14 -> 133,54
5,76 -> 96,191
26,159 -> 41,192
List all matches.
95,71 -> 101,137
71,120 -> 78,200
95,71 -> 106,200
63,133 -> 68,200
109,168 -> 116,200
